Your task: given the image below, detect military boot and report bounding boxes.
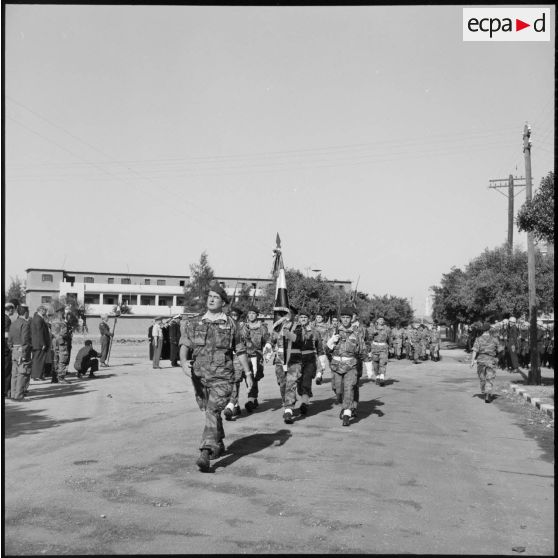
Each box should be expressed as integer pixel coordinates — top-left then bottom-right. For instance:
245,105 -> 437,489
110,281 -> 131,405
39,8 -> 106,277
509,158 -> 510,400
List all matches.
196,449 -> 211,472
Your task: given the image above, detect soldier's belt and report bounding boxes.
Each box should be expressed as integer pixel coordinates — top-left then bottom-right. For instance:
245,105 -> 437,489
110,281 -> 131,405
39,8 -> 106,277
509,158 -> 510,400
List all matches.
372,342 -> 387,346
333,356 -> 354,362
276,348 -> 301,354
11,344 -> 22,347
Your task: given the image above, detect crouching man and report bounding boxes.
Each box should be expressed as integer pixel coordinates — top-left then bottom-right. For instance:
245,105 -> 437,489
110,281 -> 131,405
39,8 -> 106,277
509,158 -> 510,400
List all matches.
73,340 -> 100,378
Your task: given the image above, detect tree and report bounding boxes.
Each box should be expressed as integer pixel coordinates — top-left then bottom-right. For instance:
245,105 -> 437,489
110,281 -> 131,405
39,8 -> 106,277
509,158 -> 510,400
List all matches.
183,252 -> 215,313
5,276 -> 26,305
516,171 -> 554,244
233,283 -> 254,315
431,245 -> 554,328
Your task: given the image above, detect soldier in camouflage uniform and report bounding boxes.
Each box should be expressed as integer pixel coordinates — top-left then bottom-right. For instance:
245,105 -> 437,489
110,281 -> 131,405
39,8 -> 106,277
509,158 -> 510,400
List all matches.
409,323 -> 421,364
296,309 -> 326,416
312,312 -> 330,384
470,322 -> 499,403
517,319 -> 530,368
51,304 -> 73,383
270,306 -> 304,424
223,306 -> 247,421
327,307 -> 370,426
350,313 -> 369,415
369,317 -> 391,386
428,324 -> 441,361
8,305 -> 32,400
390,322 -> 404,360
179,283 -> 251,472
404,324 -> 414,360
243,305 -> 271,413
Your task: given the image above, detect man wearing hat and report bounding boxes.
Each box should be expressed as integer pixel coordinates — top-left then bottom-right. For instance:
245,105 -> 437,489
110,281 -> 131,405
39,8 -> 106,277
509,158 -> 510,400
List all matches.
327,307 -> 369,426
224,306 -> 247,420
470,323 -> 499,403
295,308 -> 326,416
270,305 -> 304,424
3,302 -> 16,397
51,302 -> 73,383
312,312 -> 330,384
7,304 -> 32,400
99,314 -> 113,367
368,317 -> 391,387
151,316 -> 164,369
179,282 -> 251,472
242,305 -> 270,414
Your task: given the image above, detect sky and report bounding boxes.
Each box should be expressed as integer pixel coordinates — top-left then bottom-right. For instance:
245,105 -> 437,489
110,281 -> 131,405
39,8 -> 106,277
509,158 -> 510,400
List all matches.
3,4 -> 555,315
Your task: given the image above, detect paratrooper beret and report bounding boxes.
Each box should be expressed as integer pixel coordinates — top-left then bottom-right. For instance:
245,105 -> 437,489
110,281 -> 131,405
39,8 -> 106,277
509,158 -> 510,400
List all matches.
208,281 -> 229,304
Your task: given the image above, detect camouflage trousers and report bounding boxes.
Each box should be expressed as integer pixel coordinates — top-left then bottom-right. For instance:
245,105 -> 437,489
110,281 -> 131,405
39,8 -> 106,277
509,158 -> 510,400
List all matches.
228,354 -> 245,407
275,362 -> 301,409
247,355 -> 264,401
11,347 -> 31,400
429,343 -> 440,360
297,359 -> 316,401
392,341 -> 403,358
54,343 -> 71,379
352,359 -> 363,410
194,378 -> 233,457
371,347 -> 388,375
476,363 -> 496,394
331,365 -> 357,412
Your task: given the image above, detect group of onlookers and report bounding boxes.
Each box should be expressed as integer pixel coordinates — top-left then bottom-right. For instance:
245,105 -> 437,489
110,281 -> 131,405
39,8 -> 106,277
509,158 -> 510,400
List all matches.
3,300 -> 112,401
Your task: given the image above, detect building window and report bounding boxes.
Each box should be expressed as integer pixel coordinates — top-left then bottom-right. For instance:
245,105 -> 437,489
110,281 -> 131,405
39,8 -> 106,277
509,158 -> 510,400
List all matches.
84,276 -> 94,283
84,294 -> 100,304
41,274 -> 53,282
108,278 -> 114,284
157,279 -> 166,286
176,296 -> 185,306
158,297 -> 171,306
140,295 -> 155,306
41,296 -> 52,303
121,278 -> 131,285
144,279 -> 151,285
179,280 -> 185,287
104,295 -> 118,305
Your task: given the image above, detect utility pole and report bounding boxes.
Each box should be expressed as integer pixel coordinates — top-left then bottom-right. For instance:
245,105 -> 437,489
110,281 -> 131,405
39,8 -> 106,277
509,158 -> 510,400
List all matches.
488,175 -> 526,253
523,123 -> 540,385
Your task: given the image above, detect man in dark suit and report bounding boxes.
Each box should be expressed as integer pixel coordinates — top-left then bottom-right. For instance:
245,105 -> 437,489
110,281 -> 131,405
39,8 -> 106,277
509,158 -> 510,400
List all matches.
169,317 -> 181,367
30,305 -> 50,381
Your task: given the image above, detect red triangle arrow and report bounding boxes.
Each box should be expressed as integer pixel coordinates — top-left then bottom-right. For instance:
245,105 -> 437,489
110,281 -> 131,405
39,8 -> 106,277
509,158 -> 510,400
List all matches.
516,19 -> 530,31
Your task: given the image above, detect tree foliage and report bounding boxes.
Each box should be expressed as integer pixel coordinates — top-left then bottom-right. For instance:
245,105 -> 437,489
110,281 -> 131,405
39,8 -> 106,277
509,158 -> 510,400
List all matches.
432,245 -> 554,324
259,269 -> 413,325
516,171 -> 554,243
183,251 -> 215,313
5,276 -> 26,305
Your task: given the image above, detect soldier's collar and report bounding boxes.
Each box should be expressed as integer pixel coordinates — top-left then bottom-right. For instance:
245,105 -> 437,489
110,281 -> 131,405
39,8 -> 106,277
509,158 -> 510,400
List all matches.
201,311 -> 229,323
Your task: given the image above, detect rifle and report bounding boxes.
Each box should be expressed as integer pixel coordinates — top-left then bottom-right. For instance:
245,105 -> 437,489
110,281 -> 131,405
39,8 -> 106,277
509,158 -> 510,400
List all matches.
106,312 -> 119,365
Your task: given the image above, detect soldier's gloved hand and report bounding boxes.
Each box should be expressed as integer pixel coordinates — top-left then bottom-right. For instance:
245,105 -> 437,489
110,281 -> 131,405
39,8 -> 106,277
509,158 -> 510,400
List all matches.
327,335 -> 339,350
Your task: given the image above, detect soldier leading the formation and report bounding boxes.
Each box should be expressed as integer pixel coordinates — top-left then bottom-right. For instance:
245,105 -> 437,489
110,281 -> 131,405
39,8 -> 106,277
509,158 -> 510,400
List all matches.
470,322 -> 499,403
179,282 -> 251,472
368,317 -> 391,386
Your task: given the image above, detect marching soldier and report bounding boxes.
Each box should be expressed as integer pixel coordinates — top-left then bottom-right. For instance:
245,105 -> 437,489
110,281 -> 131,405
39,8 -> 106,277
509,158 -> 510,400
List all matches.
179,282 -> 251,472
409,323 -> 421,364
224,306 -> 247,420
470,323 -> 499,403
270,306 -> 304,424
350,313 -> 369,415
369,317 -> 391,386
390,322 -> 404,360
404,324 -> 414,360
312,312 -> 330,384
327,307 -> 369,426
296,309 -> 326,416
51,303 -> 73,383
243,305 -> 270,414
428,323 -> 441,361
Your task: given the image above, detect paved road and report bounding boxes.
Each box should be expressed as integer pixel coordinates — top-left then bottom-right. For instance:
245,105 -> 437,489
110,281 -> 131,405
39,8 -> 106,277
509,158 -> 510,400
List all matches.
3,345 -> 554,555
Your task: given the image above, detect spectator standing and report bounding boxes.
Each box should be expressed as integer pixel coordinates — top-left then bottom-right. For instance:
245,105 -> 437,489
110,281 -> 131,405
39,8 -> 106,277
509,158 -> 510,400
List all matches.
152,316 -> 163,369
3,302 -> 16,398
8,305 -> 32,400
169,317 -> 181,367
99,314 -> 113,367
30,305 -> 50,381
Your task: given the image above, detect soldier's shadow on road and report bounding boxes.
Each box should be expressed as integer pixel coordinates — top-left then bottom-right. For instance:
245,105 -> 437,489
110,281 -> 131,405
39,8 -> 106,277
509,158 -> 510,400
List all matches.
352,398 -> 385,422
211,429 -> 293,472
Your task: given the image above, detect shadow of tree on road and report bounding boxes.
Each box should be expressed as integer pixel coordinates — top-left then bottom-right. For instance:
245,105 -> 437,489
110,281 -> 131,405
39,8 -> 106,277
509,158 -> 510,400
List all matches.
211,429 -> 292,472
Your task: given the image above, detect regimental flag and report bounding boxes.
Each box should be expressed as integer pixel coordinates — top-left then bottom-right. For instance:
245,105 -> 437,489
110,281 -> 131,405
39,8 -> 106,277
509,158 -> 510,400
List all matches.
272,233 -> 290,331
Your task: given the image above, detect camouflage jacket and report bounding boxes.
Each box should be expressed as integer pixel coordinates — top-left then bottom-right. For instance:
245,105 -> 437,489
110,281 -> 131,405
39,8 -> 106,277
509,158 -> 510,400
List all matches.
179,312 -> 247,382
329,324 -> 369,362
244,320 -> 270,356
391,327 -> 404,342
473,332 -> 499,365
51,317 -> 72,346
99,321 -> 111,337
368,324 -> 391,348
